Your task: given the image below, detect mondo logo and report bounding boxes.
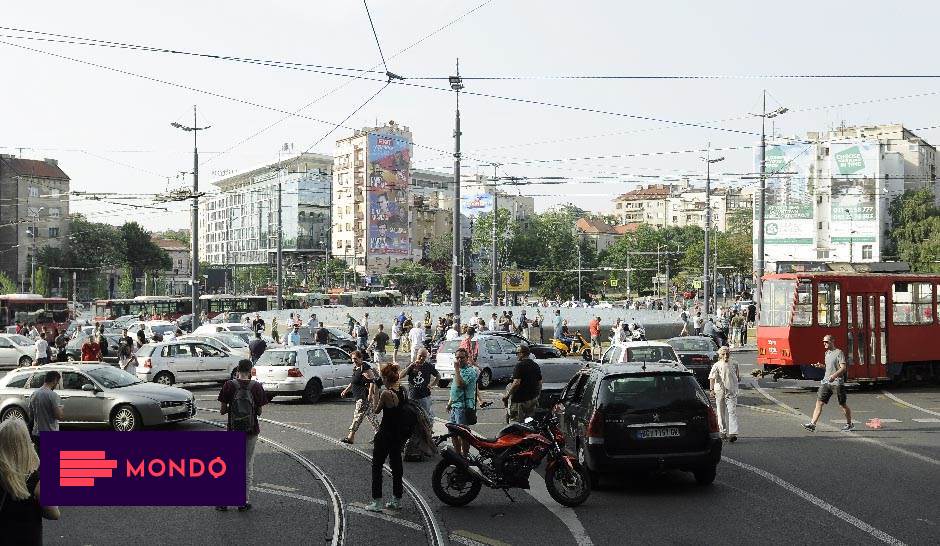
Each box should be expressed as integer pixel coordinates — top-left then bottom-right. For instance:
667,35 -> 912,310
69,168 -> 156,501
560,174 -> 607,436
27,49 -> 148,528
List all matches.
41,431 -> 246,506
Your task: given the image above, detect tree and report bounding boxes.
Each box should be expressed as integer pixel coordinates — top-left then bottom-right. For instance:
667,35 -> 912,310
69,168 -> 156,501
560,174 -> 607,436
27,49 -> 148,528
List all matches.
0,271 -> 16,294
470,209 -> 512,294
506,209 -> 595,299
120,222 -> 172,296
33,267 -> 49,296
67,215 -> 126,270
156,229 -> 190,246
888,188 -> 940,272
308,258 -> 353,290
387,261 -> 437,299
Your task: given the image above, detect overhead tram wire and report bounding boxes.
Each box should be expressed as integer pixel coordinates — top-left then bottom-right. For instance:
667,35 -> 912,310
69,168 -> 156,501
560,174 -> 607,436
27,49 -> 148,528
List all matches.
298,82 -> 391,156
362,0 -> 389,74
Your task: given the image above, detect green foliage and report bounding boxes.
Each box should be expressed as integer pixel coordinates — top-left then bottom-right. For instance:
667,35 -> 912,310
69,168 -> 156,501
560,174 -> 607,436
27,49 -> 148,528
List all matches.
68,215 -> 126,270
387,261 -> 438,298
156,229 -> 190,246
308,258 -> 352,290
888,188 -> 940,272
470,209 -> 512,293
118,267 -> 134,298
121,222 -> 172,278
32,267 -> 49,296
0,271 -> 16,294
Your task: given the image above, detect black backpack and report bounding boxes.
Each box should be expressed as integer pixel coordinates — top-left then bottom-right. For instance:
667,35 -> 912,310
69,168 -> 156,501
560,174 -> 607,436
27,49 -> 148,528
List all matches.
396,388 -> 420,439
228,379 -> 258,433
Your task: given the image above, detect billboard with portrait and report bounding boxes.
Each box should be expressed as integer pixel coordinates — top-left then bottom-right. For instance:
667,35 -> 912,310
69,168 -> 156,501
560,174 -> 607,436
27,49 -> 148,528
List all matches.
367,133 -> 411,255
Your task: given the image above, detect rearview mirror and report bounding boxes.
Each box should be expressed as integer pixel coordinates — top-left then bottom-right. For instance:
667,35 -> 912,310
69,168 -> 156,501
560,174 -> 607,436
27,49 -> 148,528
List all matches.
81,383 -> 97,392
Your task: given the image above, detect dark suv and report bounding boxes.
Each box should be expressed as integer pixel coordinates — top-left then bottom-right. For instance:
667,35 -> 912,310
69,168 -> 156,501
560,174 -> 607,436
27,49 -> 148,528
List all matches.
556,362 -> 722,487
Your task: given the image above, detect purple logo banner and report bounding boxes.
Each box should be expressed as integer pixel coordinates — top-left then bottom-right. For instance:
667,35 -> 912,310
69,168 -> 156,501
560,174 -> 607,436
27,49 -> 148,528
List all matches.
41,431 -> 246,506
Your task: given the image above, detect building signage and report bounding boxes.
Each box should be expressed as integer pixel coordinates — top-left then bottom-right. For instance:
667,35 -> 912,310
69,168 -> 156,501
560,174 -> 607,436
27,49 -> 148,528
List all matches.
367,133 -> 411,256
41,431 -> 246,506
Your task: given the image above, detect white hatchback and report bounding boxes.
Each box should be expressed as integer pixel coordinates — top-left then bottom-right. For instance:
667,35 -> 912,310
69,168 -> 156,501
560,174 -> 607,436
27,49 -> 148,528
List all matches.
253,345 -> 354,403
135,340 -> 243,386
0,334 -> 35,368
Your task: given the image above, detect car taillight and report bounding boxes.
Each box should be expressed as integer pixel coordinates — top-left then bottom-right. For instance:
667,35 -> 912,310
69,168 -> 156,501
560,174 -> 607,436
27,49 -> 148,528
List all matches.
287,367 -> 303,378
706,407 -> 719,433
586,409 -> 605,444
141,357 -> 152,368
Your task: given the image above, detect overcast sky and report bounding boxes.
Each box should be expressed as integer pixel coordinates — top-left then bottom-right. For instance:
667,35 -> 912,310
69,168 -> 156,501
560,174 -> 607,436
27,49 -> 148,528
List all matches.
4,0 -> 940,231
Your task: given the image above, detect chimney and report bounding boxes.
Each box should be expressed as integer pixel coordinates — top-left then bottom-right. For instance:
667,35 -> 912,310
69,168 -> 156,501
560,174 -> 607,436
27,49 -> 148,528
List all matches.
43,158 -> 58,166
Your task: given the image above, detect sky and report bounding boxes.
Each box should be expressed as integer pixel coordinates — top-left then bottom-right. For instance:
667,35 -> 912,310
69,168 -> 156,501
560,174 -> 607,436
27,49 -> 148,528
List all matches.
4,0 -> 940,231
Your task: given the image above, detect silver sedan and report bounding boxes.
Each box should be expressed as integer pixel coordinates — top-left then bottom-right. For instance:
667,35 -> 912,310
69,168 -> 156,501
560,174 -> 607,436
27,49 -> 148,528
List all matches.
0,363 -> 196,431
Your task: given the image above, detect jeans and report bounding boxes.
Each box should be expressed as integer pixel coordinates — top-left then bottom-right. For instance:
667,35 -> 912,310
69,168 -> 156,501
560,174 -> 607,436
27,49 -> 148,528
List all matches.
245,433 -> 259,503
414,395 -> 433,420
371,431 -> 403,500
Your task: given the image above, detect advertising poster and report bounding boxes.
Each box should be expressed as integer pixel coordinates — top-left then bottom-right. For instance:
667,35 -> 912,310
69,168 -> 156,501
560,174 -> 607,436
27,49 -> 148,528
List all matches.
367,133 -> 411,255
460,192 -> 494,217
501,270 -> 530,292
829,141 -> 879,251
756,143 -> 815,245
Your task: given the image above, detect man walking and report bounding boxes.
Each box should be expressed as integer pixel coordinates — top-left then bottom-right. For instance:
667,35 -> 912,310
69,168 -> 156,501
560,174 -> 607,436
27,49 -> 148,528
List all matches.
588,316 -> 601,360
315,324 -> 330,345
217,359 -> 267,512
248,331 -> 267,364
27,370 -> 64,452
709,346 -> 739,441
803,334 -> 853,432
407,322 -> 425,363
341,351 -> 378,444
502,345 -> 542,423
34,334 -> 50,366
552,309 -> 563,340
693,312 -> 704,335
371,324 -> 390,363
401,347 -> 439,419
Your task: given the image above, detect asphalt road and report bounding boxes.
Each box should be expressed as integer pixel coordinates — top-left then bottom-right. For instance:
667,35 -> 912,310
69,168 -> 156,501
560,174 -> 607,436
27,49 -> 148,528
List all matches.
6,350 -> 939,546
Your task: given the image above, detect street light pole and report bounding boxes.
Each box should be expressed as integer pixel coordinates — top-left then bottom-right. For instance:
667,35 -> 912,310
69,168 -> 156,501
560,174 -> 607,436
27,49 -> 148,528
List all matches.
171,105 -> 211,330
703,149 -> 724,315
577,244 -> 582,302
276,158 -> 283,310
490,163 -> 499,306
450,60 -> 463,326
753,92 -> 788,312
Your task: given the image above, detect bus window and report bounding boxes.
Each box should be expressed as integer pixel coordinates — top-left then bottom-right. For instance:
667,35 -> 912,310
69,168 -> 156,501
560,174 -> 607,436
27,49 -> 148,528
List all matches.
759,280 -> 795,327
817,282 -> 841,326
892,282 -> 932,325
793,280 -> 813,326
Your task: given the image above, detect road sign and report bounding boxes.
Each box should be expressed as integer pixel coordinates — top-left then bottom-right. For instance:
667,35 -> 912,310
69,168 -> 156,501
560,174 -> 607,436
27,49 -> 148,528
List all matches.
693,279 -> 702,289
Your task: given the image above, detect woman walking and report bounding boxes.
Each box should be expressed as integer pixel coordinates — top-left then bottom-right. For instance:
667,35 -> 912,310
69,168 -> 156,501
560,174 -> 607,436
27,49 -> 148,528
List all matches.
708,346 -> 740,442
0,418 -> 60,545
365,364 -> 406,512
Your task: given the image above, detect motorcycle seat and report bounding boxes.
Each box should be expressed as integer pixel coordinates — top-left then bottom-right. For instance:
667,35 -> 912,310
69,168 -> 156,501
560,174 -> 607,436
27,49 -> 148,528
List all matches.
498,422 -> 537,437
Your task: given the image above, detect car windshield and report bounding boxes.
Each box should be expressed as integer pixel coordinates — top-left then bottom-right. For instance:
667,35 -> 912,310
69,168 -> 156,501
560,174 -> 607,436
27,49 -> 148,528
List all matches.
150,324 -> 176,334
623,346 -> 679,363
438,340 -> 462,354
599,373 -> 706,411
214,334 -> 247,348
327,328 -> 351,340
225,325 -> 249,332
8,335 -> 32,347
257,351 -> 297,366
668,338 -> 716,352
87,366 -> 141,388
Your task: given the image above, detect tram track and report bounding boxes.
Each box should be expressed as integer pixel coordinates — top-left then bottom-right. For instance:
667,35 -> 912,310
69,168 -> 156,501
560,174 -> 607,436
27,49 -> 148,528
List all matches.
198,407 -> 446,546
195,418 -> 347,546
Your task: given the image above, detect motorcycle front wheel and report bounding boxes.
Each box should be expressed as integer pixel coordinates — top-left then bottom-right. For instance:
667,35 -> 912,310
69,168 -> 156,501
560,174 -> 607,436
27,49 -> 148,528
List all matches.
545,460 -> 591,507
432,460 -> 482,506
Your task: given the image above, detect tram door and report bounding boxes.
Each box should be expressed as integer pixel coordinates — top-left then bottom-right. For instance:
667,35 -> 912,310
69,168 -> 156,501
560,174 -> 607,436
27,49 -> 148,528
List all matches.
845,293 -> 887,380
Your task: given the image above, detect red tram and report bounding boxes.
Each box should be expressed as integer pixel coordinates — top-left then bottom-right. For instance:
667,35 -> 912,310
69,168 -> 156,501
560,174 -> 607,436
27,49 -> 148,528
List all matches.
757,272 -> 940,382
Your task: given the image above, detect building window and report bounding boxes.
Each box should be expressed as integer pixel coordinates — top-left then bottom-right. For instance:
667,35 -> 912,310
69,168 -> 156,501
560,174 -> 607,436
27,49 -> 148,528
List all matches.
49,207 -> 61,218
28,186 -> 39,197
48,227 -> 59,238
26,226 -> 36,238
862,245 -> 873,260
817,250 -> 829,259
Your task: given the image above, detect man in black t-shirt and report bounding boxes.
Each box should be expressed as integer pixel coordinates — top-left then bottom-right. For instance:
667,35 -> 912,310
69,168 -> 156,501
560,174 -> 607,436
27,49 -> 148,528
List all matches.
315,325 -> 330,345
248,331 -> 267,364
371,324 -> 390,363
502,345 -> 542,422
400,347 -> 439,418
340,350 -> 378,443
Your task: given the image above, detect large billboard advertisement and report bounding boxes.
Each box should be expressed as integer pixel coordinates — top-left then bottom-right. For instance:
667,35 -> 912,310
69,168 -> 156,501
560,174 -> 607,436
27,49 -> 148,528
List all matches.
368,133 -> 411,255
829,141 -> 879,250
460,192 -> 494,217
756,143 -> 816,246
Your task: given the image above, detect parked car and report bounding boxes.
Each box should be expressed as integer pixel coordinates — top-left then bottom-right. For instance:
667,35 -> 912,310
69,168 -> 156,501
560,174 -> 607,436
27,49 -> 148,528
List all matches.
556,356 -> 722,488
437,334 -> 585,390
487,331 -> 561,359
179,333 -> 251,360
135,340 -> 242,385
127,320 -> 179,341
596,340 -> 683,367
0,363 -> 196,431
112,314 -> 140,329
0,334 -> 35,368
192,323 -> 251,336
318,327 -> 358,352
252,345 -> 355,403
208,312 -> 246,324
666,336 -> 719,387
65,333 -> 124,364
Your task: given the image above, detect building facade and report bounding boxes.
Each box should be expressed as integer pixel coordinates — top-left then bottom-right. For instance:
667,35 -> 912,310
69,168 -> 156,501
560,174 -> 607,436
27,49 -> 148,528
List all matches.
152,237 -> 190,295
197,153 -> 333,269
0,155 -> 70,291
755,124 -> 937,271
574,218 -> 639,253
612,182 -> 749,232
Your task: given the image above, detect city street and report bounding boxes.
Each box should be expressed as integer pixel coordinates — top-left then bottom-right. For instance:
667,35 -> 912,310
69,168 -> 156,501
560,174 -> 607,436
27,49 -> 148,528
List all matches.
18,351 -> 940,546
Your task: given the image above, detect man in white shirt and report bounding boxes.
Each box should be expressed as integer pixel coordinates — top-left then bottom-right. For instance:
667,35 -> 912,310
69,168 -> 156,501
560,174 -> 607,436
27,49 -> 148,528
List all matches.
307,314 -> 319,333
408,323 -> 426,363
488,313 -> 498,332
445,324 -> 460,341
35,334 -> 50,365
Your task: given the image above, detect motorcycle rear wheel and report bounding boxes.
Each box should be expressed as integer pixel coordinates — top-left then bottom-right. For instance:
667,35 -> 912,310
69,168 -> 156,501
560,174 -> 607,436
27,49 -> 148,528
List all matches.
432,460 -> 482,506
545,461 -> 591,507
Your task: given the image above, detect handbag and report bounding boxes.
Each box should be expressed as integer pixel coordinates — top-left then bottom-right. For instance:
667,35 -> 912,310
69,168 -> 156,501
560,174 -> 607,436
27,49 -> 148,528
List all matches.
460,369 -> 478,425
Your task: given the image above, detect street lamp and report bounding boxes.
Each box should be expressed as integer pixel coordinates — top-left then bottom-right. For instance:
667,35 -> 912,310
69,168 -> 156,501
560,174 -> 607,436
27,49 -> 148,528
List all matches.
702,151 -> 724,314
752,92 -> 788,315
450,60 -> 464,326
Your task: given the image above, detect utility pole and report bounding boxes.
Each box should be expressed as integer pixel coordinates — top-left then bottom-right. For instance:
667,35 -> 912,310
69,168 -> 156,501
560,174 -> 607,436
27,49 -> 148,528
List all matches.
753,92 -> 788,310
450,60 -> 463,325
276,160 -> 283,310
490,163 -> 499,306
703,148 -> 724,315
171,106 -> 210,330
577,244 -> 582,302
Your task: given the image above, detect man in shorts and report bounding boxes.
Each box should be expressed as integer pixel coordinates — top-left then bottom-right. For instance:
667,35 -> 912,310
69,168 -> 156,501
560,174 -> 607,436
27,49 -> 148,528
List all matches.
803,334 -> 853,432
588,316 -> 601,360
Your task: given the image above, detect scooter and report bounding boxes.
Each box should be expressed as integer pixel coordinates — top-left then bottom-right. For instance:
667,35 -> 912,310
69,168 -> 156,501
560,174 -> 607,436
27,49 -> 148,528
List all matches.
550,331 -> 593,360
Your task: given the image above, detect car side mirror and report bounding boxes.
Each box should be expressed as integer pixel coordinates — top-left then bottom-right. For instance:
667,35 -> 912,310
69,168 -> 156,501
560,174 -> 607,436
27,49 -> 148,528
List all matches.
81,383 -> 97,392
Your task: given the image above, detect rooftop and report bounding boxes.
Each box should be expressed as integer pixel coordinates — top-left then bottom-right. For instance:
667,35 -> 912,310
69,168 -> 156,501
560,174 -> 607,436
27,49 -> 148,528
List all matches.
0,156 -> 70,180
614,184 -> 673,201
152,238 -> 188,251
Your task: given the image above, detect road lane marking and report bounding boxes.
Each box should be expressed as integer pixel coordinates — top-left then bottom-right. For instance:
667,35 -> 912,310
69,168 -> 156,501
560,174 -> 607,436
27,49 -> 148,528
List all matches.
749,380 -> 940,467
451,530 -> 511,546
881,391 -> 940,418
253,486 -> 324,504
256,482 -> 298,492
831,418 -> 900,423
912,418 -> 940,423
722,456 -> 906,546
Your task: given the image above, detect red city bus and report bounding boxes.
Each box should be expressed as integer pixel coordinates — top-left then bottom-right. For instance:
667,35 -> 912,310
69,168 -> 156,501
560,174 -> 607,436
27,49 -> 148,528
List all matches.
0,293 -> 71,332
757,272 -> 940,382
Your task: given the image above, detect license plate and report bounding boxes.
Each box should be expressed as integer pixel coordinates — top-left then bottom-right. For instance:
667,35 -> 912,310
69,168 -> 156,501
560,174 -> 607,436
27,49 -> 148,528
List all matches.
636,427 -> 681,439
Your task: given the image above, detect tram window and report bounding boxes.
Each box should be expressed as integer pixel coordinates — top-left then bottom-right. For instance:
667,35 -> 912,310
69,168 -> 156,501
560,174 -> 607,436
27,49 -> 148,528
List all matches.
817,282 -> 841,326
793,280 -> 812,326
892,282 -> 933,325
759,280 -> 796,327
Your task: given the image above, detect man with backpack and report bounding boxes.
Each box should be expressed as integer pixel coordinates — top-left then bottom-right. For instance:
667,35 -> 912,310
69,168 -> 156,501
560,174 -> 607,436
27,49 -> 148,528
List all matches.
216,359 -> 267,512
